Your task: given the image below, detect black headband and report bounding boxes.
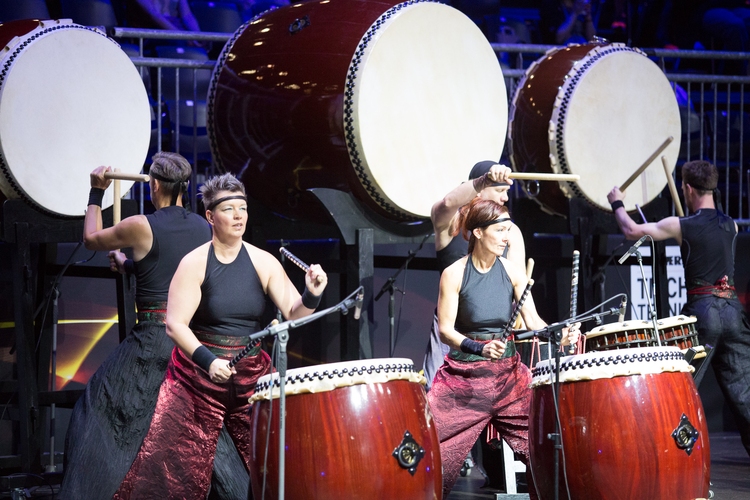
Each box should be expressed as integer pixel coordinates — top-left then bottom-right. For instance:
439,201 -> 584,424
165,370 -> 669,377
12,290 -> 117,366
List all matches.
149,171 -> 179,183
468,217 -> 512,231
149,170 -> 188,206
205,194 -> 247,212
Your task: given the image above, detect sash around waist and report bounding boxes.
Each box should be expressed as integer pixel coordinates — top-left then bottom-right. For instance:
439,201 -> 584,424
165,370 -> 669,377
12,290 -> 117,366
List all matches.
448,333 -> 516,362
193,330 -> 259,358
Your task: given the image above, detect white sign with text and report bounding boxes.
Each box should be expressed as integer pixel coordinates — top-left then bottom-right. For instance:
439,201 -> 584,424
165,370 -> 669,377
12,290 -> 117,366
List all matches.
628,245 -> 686,320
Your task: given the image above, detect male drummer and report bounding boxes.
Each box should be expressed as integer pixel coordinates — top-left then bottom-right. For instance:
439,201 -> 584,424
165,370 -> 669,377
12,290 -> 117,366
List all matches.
607,159 -> 750,459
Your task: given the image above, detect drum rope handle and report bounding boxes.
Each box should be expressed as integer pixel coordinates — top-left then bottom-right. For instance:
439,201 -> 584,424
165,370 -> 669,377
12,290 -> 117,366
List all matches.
279,247 -> 324,283
569,250 -> 580,354
501,279 -> 534,341
228,319 -> 278,368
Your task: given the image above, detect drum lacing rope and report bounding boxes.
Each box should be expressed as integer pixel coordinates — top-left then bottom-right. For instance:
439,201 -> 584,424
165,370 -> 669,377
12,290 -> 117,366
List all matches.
254,361 -> 417,392
530,349 -> 685,378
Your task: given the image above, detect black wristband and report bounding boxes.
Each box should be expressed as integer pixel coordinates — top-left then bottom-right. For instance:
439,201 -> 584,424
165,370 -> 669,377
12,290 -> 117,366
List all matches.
123,259 -> 135,274
88,187 -> 105,207
460,338 -> 485,356
192,345 -> 217,373
301,288 -> 321,309
610,200 -> 625,211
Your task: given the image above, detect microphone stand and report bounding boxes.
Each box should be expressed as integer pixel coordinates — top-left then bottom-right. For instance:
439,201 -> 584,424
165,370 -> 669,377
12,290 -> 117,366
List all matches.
374,233 -> 431,356
633,247 -> 662,346
516,305 -> 621,500
243,286 -> 363,500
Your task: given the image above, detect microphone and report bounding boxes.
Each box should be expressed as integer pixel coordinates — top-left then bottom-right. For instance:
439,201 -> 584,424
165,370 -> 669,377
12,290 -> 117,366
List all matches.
618,296 -> 627,323
353,290 -> 364,320
617,235 -> 648,265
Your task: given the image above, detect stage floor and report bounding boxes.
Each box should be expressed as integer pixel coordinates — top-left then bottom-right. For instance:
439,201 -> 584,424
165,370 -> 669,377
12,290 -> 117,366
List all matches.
450,431 -> 750,500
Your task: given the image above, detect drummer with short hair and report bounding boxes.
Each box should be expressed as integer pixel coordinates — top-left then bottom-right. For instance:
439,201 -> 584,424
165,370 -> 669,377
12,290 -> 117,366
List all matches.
114,172 -> 328,498
607,159 -> 750,459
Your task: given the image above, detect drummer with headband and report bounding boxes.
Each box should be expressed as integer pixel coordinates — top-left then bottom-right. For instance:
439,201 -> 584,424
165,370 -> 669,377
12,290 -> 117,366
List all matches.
115,172 -> 328,499
63,153 -> 251,499
427,198 -> 580,499
423,160 -> 526,390
607,159 -> 750,459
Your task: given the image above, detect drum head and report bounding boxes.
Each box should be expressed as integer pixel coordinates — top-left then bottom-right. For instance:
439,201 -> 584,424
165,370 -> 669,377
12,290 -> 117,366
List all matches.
346,2 -> 508,218
0,21 -> 151,217
550,45 -> 681,212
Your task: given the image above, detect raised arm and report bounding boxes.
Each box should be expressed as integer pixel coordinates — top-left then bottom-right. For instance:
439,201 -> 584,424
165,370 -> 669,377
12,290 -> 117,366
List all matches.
608,187 -> 683,245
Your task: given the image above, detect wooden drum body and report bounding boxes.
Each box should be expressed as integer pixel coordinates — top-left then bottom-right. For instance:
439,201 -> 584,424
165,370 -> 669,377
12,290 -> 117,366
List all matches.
586,315 -> 699,351
508,43 -> 681,217
0,19 -> 150,217
248,358 -> 442,499
529,347 -> 710,500
208,0 -> 507,222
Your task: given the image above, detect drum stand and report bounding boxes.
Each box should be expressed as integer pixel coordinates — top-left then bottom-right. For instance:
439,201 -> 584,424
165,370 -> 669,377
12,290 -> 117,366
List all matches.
240,287 -> 363,500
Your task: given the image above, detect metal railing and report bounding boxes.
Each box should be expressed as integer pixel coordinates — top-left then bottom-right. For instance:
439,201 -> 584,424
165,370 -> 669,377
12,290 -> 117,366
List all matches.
112,28 -> 750,226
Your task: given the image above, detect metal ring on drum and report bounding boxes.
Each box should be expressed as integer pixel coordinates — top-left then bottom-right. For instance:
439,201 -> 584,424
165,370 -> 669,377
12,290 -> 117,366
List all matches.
529,347 -> 710,500
0,19 -> 151,218
208,0 -> 508,223
508,42 -> 682,217
247,358 -> 441,499
585,314 -> 699,352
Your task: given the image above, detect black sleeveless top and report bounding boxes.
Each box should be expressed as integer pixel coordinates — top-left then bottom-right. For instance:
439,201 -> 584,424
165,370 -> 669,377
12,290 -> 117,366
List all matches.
134,206 -> 211,305
436,236 -> 469,274
679,209 -> 737,288
190,244 -> 266,336
454,256 -> 514,337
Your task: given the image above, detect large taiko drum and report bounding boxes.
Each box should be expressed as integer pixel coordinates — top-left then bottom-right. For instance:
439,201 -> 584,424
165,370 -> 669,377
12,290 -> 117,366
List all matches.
247,358 -> 441,499
508,43 -> 682,217
0,19 -> 150,218
586,314 -> 699,352
529,347 -> 710,500
208,0 -> 508,222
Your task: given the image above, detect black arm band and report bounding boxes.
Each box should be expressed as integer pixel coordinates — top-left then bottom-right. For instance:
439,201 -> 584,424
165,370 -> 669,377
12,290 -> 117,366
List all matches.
88,187 -> 105,207
301,288 -> 321,309
192,345 -> 217,373
460,338 -> 485,356
610,200 -> 625,211
123,259 -> 135,274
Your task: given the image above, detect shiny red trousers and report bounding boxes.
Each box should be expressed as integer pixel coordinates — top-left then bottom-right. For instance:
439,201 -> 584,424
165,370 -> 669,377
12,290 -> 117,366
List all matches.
427,354 -> 538,499
114,346 -> 271,499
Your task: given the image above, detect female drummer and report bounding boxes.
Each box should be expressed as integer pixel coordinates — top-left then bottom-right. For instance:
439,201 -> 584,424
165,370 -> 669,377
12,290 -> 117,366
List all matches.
427,198 -> 579,498
62,153 -> 248,499
114,172 -> 327,499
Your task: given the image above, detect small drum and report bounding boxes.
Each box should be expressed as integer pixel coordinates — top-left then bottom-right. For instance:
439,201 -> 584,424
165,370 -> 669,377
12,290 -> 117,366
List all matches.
247,358 -> 442,499
0,19 -> 150,218
208,0 -> 507,222
508,43 -> 681,217
529,347 -> 710,500
586,315 -> 698,351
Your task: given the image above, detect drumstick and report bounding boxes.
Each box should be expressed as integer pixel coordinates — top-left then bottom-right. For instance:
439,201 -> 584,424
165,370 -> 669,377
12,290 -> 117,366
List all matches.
619,136 -> 674,192
103,171 -> 151,182
279,247 -> 324,284
502,279 -> 534,341
228,319 -> 278,368
112,169 -> 121,225
508,172 -> 580,182
569,250 -> 580,354
514,258 -> 535,330
662,155 -> 685,217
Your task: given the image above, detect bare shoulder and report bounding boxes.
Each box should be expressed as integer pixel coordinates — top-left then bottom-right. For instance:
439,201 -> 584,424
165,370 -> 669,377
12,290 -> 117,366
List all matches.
499,256 -> 525,284
441,256 -> 467,287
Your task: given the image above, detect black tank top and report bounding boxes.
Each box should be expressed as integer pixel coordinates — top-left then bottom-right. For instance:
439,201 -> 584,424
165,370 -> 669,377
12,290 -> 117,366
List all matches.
454,256 -> 514,337
190,244 -> 265,336
134,206 -> 211,305
679,208 -> 737,287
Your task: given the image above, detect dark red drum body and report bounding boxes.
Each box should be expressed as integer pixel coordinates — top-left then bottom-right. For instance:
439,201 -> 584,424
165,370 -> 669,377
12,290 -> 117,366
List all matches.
208,0 -> 507,222
247,358 -> 442,499
529,347 -> 710,500
508,43 -> 681,217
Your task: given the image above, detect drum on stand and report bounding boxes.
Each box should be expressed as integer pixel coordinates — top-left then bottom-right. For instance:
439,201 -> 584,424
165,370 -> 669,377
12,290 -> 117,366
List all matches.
508,43 -> 682,217
529,347 -> 710,500
0,19 -> 151,218
585,314 -> 699,352
208,0 -> 508,222
248,358 -> 442,499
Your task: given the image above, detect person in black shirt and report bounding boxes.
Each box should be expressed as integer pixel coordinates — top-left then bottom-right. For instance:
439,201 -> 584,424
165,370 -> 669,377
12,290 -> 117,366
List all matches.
608,159 -> 750,459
